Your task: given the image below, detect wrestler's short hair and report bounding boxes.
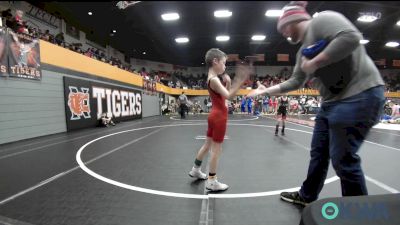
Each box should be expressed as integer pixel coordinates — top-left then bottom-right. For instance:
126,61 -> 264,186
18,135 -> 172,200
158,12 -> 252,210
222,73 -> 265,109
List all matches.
205,48 -> 227,67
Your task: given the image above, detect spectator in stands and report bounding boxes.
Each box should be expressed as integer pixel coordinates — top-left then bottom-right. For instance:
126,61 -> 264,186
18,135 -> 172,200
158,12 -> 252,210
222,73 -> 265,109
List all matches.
256,96 -> 263,115
140,67 -> 147,77
154,73 -> 160,83
207,97 -> 212,112
41,29 -> 50,41
268,97 -> 273,114
10,10 -> 27,34
1,8 -> 13,27
100,52 -> 106,61
273,96 -> 279,114
262,95 -> 269,114
84,48 -> 92,57
391,103 -> 400,120
172,101 -> 179,114
246,97 -> 253,114
55,32 -> 64,46
27,27 -> 35,37
19,21 -> 28,34
100,113 -> 115,127
161,104 -> 171,115
94,49 -> 100,58
203,98 -> 208,112
289,97 -> 299,115
192,100 -> 202,114
0,7 -> 395,96
383,100 -> 393,116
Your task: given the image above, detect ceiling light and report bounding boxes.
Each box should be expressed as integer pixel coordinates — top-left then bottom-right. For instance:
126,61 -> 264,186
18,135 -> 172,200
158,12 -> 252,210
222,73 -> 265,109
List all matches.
142,51 -> 146,55
357,15 -> 378,23
360,39 -> 369,44
175,37 -> 189,43
216,35 -> 230,42
214,10 -> 232,18
251,35 -> 266,41
385,41 -> 399,47
161,13 -> 180,21
265,10 -> 282,17
112,30 -> 116,33
397,20 -> 400,26
88,12 -> 93,16
287,37 -> 292,41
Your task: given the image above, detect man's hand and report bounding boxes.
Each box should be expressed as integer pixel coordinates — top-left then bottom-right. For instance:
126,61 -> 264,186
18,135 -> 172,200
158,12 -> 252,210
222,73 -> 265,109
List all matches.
247,81 -> 267,97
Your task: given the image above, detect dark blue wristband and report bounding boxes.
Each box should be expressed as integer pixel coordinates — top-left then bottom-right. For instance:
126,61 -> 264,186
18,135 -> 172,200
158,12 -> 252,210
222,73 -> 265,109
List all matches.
301,40 -> 328,59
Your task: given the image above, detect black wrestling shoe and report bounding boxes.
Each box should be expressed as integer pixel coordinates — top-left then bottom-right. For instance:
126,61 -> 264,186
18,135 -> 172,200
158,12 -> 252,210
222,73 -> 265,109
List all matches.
280,191 -> 309,206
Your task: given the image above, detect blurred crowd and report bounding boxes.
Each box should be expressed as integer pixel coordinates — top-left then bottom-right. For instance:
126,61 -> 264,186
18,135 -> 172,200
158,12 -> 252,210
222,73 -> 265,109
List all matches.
1,8 -> 398,93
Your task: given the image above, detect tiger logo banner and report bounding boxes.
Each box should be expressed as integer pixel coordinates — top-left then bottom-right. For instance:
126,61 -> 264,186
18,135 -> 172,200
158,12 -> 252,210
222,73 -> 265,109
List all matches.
68,86 -> 91,120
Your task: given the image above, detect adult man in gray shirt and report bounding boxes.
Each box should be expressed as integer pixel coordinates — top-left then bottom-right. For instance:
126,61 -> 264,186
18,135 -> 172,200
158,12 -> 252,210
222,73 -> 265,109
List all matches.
248,1 -> 385,206
178,91 -> 188,119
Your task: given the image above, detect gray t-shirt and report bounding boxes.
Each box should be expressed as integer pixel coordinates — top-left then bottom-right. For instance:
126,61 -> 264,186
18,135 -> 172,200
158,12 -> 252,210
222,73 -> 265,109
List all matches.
279,11 -> 384,102
179,94 -> 188,104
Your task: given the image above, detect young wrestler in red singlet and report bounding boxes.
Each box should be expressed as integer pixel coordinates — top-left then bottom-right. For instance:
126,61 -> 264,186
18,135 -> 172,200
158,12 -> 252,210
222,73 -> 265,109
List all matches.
188,48 -> 251,191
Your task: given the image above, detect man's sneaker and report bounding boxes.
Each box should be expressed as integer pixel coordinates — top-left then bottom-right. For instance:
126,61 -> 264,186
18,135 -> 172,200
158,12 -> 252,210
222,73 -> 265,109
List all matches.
188,167 -> 207,180
206,177 -> 229,191
280,191 -> 309,206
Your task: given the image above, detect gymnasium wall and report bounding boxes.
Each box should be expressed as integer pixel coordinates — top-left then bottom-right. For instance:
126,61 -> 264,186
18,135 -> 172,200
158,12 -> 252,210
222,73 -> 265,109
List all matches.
0,40 -> 161,145
0,67 -> 161,145
1,39 -> 399,145
0,71 -> 66,144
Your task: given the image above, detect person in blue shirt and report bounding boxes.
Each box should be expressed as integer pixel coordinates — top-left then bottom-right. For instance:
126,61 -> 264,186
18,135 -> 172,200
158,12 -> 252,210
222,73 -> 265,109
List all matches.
263,96 -> 270,115
241,96 -> 246,114
247,97 -> 253,114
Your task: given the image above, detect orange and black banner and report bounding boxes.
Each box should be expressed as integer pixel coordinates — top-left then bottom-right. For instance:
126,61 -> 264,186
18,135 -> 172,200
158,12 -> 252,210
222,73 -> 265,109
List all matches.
64,77 -> 142,131
393,60 -> 400,67
277,54 -> 289,62
227,54 -> 239,62
0,27 -> 8,76
7,29 -> 42,80
143,78 -> 156,96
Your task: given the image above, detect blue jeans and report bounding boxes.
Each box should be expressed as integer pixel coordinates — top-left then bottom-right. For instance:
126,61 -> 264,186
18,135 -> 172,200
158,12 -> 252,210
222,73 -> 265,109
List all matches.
300,86 -> 385,202
263,104 -> 269,113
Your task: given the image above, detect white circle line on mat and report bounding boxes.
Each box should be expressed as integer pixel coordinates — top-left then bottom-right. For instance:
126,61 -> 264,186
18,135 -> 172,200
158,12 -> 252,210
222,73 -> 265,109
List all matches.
76,123 -> 336,199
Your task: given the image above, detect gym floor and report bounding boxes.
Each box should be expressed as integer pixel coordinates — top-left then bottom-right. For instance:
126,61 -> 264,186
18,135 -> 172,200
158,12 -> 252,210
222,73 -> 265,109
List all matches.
0,114 -> 399,225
